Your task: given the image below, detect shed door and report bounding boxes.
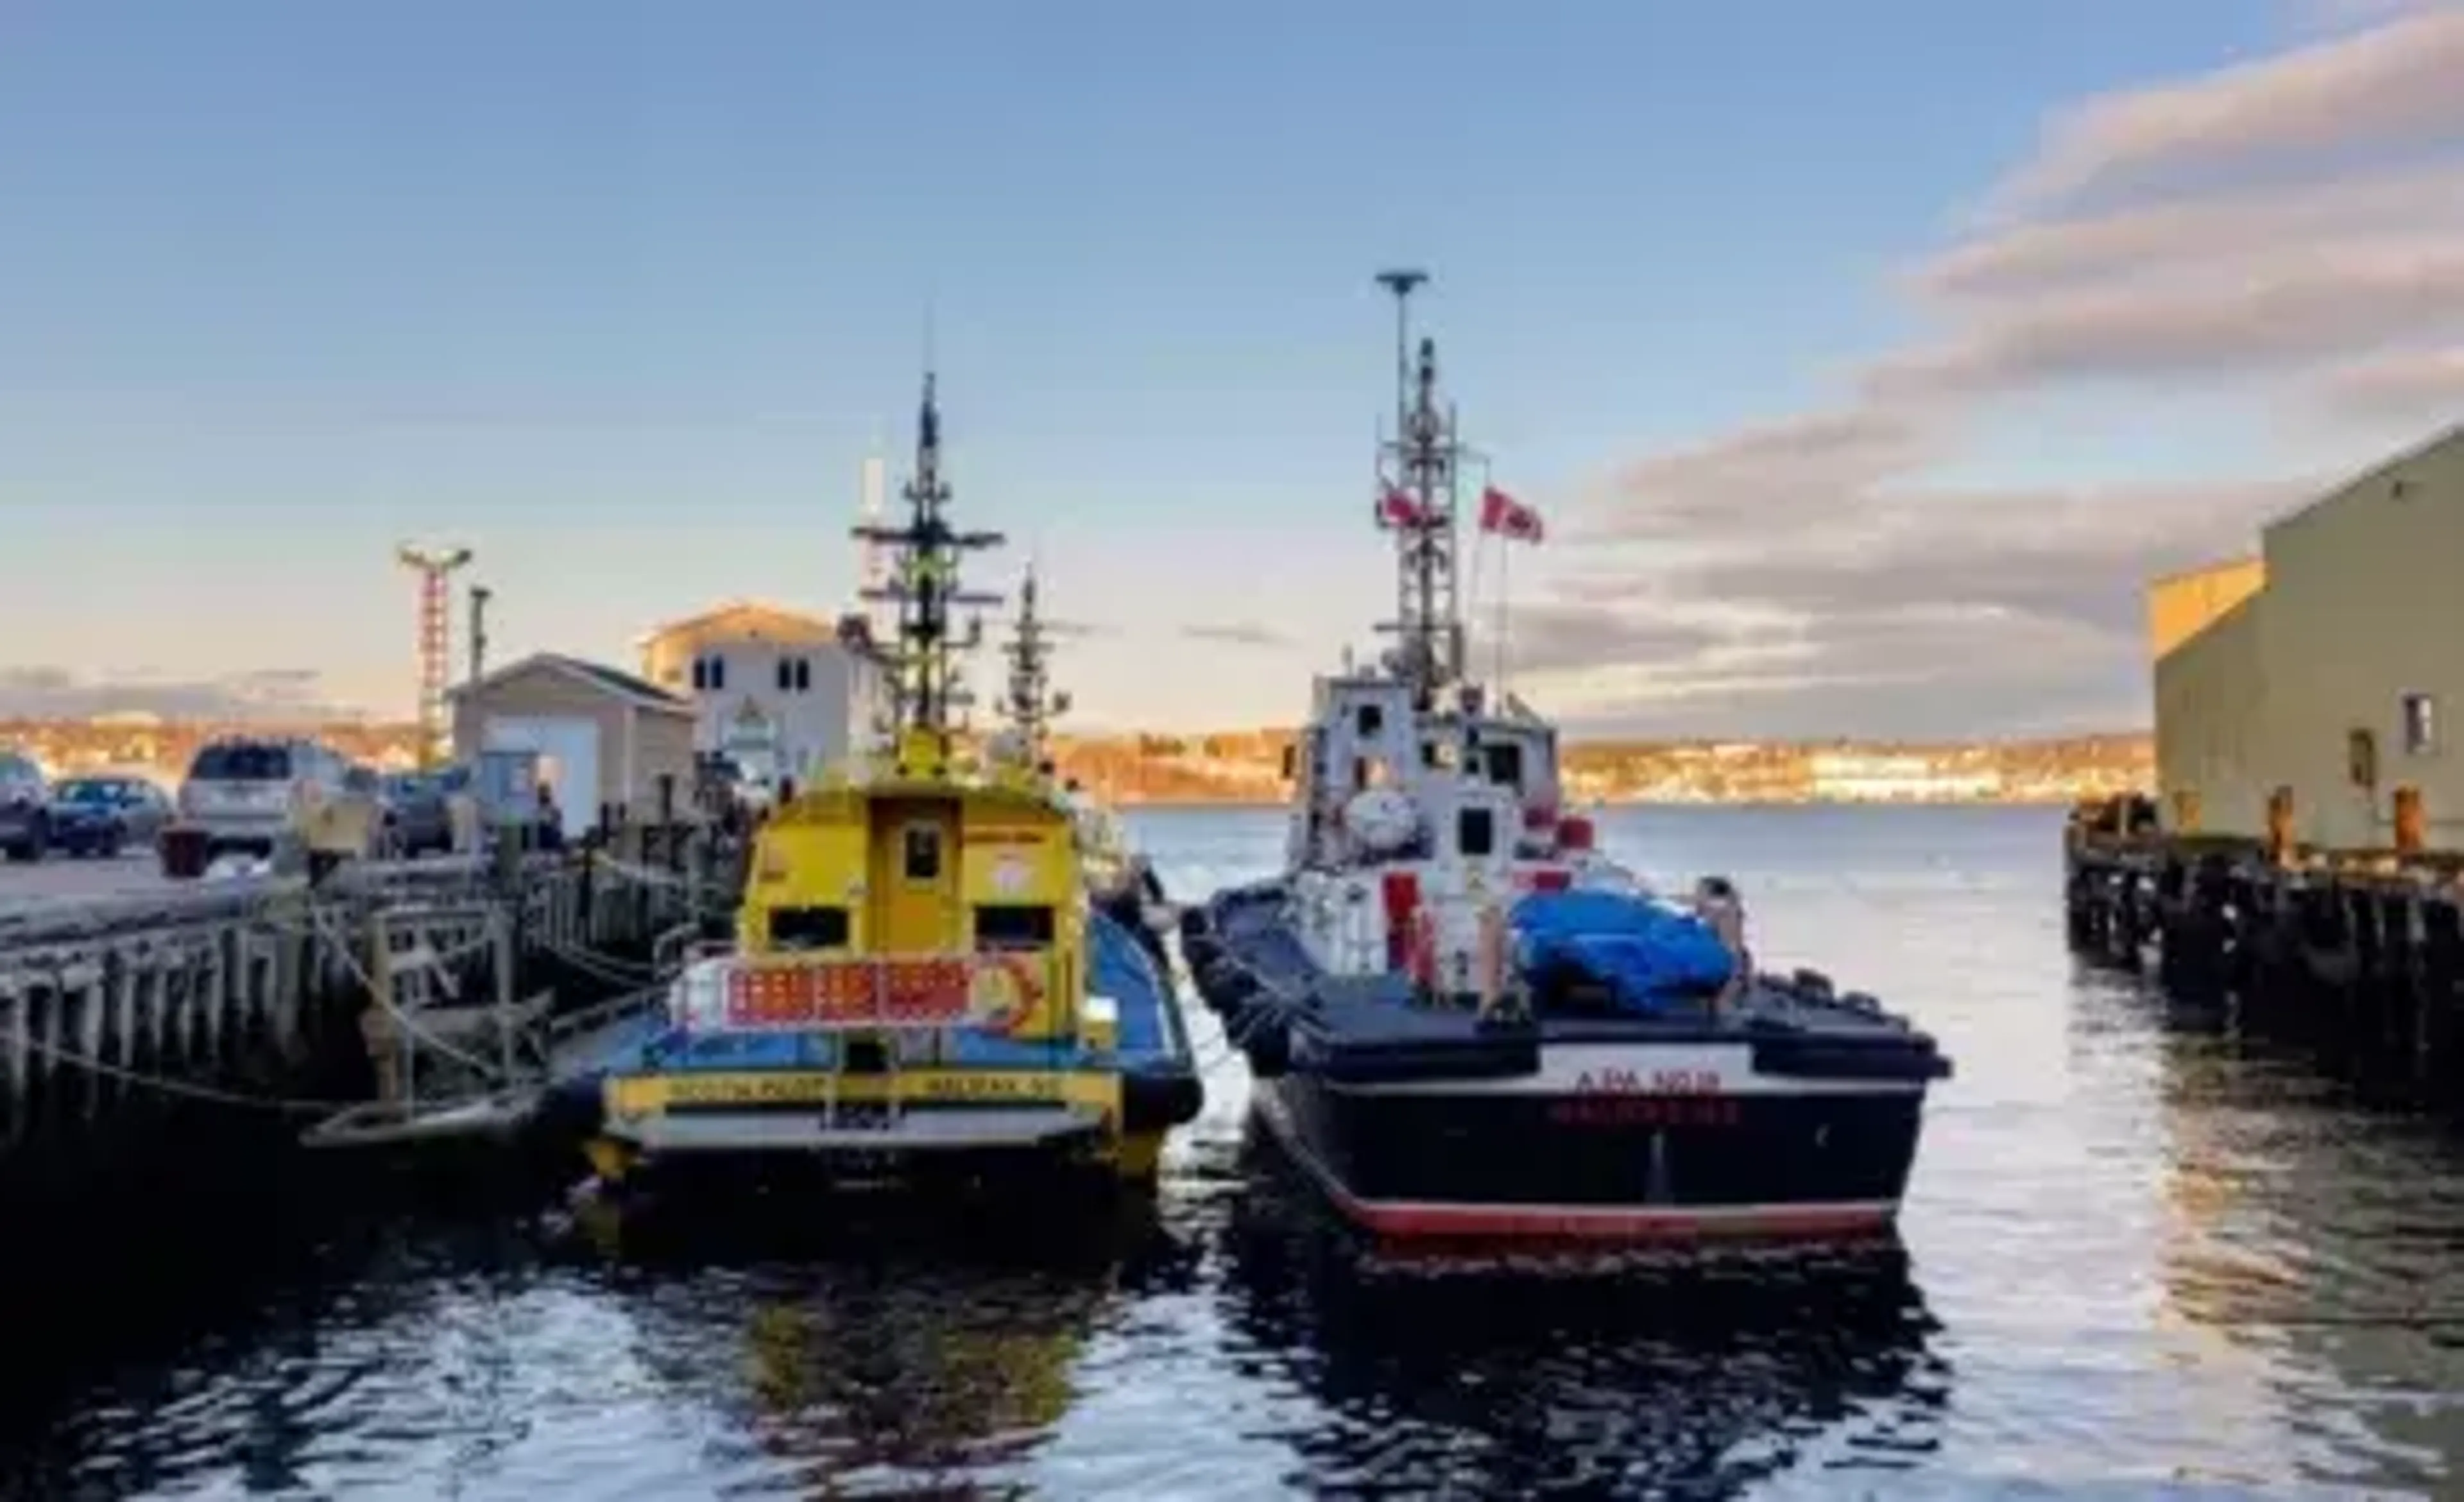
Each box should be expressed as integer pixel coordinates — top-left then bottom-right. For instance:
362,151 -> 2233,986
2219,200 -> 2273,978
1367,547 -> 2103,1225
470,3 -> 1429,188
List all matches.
482,716 -> 601,838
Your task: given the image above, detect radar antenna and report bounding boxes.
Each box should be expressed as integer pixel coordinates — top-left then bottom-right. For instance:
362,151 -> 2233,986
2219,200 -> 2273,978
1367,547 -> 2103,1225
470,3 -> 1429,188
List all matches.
853,373 -> 1005,752
1000,564 -> 1073,763
1371,268 -> 1464,707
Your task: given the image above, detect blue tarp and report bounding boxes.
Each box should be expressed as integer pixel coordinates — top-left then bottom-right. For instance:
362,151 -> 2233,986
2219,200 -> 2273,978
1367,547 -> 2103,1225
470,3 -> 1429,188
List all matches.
1508,888 -> 1736,1012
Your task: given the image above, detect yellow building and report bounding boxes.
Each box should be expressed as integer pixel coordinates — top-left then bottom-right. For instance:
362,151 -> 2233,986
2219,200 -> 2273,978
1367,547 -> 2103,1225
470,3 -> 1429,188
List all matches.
2153,422 -> 2463,850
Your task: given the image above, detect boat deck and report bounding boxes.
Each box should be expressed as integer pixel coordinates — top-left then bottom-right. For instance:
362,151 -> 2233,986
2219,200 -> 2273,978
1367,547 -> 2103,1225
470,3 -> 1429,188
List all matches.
1210,881 -> 1949,1083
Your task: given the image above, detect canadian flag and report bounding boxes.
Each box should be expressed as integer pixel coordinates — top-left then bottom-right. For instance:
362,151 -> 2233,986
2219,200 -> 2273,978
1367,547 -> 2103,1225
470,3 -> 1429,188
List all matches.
1478,485 -> 1543,543
1374,488 -> 1428,530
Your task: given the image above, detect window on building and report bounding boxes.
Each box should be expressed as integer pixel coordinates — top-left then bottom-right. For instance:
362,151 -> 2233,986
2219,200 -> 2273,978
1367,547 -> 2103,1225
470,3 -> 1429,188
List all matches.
794,657 -> 812,692
1355,703 -> 1384,738
2404,693 -> 2438,755
776,659 -> 792,692
1457,806 -> 1496,858
708,655 -> 726,691
690,658 -> 708,691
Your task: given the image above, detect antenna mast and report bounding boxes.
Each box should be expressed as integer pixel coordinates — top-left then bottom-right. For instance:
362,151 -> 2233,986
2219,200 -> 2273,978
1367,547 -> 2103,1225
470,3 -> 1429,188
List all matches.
1000,564 -> 1071,763
1372,268 -> 1462,706
854,374 -> 1005,751
397,542 -> 474,770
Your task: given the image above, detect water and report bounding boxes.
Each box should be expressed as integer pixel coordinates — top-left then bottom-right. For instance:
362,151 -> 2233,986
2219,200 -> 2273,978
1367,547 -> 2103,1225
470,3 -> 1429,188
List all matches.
9,806 -> 2464,1499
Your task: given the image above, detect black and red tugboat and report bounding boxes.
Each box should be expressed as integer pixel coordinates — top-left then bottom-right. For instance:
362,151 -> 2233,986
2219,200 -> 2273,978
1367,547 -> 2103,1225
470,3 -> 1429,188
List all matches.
1181,270 -> 1952,1247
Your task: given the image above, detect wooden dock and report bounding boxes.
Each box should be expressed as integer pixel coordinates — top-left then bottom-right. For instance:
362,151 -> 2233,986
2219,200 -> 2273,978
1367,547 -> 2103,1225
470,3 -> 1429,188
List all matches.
2064,798 -> 2464,1098
0,843 -> 734,1236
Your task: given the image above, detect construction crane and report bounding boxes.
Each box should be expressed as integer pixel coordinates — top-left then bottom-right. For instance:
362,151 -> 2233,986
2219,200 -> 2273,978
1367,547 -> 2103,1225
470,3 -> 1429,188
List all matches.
398,544 -> 474,770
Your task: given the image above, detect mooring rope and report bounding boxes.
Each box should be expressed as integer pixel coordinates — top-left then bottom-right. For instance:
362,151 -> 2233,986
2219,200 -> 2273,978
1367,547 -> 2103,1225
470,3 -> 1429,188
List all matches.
0,1022 -> 374,1115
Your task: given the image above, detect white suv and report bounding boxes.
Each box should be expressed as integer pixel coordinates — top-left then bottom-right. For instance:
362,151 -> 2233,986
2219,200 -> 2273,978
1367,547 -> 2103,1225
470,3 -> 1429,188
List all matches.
176,737 -> 353,861
0,750 -> 49,863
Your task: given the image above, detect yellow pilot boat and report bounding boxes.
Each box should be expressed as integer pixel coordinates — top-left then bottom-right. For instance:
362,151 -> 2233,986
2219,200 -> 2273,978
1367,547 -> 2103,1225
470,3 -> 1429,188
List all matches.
582,376 -> 1204,1196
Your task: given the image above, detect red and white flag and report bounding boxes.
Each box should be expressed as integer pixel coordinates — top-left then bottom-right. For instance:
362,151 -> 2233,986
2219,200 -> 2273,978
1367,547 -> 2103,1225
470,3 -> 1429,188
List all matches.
1375,488 -> 1428,530
1478,485 -> 1543,543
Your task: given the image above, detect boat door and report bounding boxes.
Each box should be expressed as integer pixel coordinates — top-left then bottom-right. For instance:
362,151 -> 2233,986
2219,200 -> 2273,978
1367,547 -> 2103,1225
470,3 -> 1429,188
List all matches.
869,797 -> 959,953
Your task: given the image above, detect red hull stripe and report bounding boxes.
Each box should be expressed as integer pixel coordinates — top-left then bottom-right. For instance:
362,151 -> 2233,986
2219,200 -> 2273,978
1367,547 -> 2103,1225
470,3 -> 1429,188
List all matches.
1258,1092 -> 1898,1243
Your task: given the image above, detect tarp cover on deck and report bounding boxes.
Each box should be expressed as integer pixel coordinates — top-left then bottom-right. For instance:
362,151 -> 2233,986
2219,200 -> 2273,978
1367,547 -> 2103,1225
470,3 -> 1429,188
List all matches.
1509,888 -> 1735,1012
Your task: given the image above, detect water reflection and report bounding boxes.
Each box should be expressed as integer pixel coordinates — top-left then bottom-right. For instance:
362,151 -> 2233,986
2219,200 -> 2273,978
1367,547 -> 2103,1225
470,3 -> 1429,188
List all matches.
579,1191 -> 1202,1494
2133,970 -> 2464,1496
1214,1124 -> 1949,1496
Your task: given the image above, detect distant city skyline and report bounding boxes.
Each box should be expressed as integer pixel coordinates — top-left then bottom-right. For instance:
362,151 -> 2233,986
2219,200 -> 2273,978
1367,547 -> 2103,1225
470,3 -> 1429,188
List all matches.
4,3 -> 2460,738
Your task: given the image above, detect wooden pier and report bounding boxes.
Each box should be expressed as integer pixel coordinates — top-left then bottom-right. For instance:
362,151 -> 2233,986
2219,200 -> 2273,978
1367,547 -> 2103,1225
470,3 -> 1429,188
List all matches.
2064,798 -> 2464,1098
0,845 -> 733,1238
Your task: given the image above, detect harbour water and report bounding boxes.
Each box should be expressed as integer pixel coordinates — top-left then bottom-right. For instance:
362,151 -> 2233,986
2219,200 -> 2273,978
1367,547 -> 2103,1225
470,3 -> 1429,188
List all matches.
7,805 -> 2464,1499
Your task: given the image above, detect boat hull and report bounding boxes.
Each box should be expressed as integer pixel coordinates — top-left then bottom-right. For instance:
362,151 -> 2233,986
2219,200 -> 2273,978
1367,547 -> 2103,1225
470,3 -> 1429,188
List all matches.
1252,1053 -> 1924,1244
587,1062 -> 1195,1194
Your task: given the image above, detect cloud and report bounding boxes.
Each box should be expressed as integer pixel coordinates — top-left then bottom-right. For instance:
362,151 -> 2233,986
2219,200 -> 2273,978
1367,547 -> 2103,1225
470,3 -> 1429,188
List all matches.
1984,7 -> 2464,218
2311,347 -> 2464,419
0,667 -> 364,723
1597,405 -> 1935,540
1875,239 -> 2464,399
1176,622 -> 1294,648
1548,9 -> 2464,738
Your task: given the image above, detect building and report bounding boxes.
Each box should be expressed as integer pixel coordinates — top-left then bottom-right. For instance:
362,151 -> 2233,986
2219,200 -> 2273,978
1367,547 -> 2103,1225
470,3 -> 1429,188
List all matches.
1807,750 -> 2003,802
637,600 -> 888,788
447,653 -> 698,838
2153,422 -> 2464,850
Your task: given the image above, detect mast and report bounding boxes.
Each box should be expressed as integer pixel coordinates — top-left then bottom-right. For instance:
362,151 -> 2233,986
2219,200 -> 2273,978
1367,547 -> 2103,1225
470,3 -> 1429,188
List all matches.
1372,268 -> 1464,707
1000,564 -> 1071,763
853,373 -> 1005,752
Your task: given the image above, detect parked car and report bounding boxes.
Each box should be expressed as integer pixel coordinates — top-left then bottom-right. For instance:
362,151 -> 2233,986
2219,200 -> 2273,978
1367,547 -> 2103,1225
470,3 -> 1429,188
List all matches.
379,766 -> 467,858
48,775 -> 173,858
0,750 -> 50,863
173,736 -> 355,865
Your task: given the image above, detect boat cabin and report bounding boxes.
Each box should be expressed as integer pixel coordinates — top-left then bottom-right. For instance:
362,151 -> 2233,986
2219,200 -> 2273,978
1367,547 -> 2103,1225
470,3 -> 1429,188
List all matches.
1281,671 -> 1603,988
735,741 -> 1086,1044
1285,673 -> 1570,870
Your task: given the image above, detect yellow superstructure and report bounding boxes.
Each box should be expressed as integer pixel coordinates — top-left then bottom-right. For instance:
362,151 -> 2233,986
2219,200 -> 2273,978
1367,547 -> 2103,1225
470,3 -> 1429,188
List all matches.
582,375 -> 1197,1198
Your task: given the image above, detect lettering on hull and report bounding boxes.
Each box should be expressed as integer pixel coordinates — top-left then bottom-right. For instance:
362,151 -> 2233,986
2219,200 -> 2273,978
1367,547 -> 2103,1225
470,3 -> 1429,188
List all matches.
1573,1067 -> 1724,1095
1548,1097 -> 1741,1128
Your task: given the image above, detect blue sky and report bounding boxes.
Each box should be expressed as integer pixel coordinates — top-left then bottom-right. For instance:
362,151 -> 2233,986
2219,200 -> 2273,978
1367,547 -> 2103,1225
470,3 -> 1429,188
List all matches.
4,1 -> 2458,736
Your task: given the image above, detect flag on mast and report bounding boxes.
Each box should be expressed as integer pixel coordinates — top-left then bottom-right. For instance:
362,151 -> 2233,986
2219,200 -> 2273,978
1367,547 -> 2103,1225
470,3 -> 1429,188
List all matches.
1375,488 -> 1430,530
1478,485 -> 1543,543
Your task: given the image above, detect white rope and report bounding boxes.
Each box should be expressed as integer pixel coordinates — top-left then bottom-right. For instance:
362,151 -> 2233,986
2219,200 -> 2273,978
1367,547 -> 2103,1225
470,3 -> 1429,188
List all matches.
1,1021 -> 370,1115
305,905 -> 510,1081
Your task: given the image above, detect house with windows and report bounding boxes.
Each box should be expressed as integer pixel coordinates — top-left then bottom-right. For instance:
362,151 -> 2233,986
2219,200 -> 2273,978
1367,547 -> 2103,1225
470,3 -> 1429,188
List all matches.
2152,422 -> 2463,850
637,600 -> 889,790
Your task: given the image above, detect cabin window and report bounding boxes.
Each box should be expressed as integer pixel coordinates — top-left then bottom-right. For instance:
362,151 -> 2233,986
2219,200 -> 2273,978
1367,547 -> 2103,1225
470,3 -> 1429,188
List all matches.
2348,728 -> 2378,790
2403,693 -> 2438,755
1457,806 -> 1496,858
1482,741 -> 1525,788
902,824 -> 943,881
1355,704 -> 1384,738
769,905 -> 850,950
975,904 -> 1056,949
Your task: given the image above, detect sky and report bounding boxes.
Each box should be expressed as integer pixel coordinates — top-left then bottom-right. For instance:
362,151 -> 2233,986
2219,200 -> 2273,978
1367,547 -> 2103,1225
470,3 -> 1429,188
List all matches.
3,0 -> 2461,738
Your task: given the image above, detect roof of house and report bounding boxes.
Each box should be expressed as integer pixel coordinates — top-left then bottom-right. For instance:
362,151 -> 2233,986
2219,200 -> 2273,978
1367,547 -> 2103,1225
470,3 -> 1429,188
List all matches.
636,598 -> 841,648
2265,417 -> 2464,538
448,652 -> 696,716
